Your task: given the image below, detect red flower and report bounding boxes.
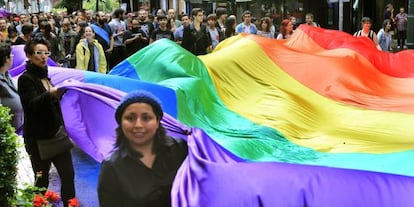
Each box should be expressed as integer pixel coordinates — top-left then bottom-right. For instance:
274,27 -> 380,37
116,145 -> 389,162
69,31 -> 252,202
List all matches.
32,194 -> 48,207
44,190 -> 60,202
68,197 -> 80,207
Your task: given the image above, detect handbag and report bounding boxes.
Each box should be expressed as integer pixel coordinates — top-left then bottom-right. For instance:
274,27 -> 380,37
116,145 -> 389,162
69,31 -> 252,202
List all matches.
37,126 -> 74,160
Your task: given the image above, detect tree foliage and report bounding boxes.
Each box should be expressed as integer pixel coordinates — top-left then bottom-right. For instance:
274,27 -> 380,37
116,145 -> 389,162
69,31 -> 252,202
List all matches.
0,105 -> 19,206
54,0 -> 120,13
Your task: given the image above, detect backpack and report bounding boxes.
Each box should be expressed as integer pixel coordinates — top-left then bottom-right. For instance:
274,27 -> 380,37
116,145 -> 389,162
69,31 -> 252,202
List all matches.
355,30 -> 374,40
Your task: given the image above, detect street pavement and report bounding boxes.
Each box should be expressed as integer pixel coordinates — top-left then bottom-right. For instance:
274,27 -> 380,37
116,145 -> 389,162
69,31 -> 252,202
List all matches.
17,140 -> 100,207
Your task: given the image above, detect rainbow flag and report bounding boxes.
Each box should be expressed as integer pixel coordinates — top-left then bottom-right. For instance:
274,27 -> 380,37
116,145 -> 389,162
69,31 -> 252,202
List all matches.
11,25 -> 414,206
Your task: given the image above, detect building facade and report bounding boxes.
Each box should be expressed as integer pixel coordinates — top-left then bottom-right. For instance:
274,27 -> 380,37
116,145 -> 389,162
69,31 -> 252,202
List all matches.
6,0 -> 56,14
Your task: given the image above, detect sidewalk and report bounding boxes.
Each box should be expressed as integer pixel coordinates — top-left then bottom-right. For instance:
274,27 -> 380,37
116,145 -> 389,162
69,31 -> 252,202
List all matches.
16,140 -> 100,207
16,137 -> 34,188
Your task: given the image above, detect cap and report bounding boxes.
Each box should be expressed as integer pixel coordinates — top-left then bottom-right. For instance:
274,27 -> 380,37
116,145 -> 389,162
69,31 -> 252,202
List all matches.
115,90 -> 163,124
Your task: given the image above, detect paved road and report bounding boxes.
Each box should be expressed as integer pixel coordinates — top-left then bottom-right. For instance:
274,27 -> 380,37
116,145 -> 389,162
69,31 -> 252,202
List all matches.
17,142 -> 100,207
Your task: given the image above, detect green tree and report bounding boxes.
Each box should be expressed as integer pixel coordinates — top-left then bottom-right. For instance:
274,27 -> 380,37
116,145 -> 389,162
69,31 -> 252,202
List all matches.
83,0 -> 120,13
54,0 -> 83,14
55,0 -> 120,13
0,105 -> 18,206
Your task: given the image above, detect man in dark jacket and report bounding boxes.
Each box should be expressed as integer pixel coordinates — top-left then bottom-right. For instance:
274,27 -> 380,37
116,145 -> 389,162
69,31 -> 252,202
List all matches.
182,8 -> 212,55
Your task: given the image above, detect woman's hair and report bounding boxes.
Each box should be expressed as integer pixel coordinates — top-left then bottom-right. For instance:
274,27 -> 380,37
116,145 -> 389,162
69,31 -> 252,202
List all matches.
279,19 -> 293,38
113,90 -> 169,154
207,13 -> 217,21
7,25 -> 18,38
259,17 -> 271,32
361,17 -> 371,24
77,21 -> 89,38
21,23 -> 33,35
224,17 -> 236,38
383,19 -> 391,31
39,20 -> 52,38
24,38 -> 50,56
0,43 -> 11,68
31,15 -> 38,24
113,8 -> 125,19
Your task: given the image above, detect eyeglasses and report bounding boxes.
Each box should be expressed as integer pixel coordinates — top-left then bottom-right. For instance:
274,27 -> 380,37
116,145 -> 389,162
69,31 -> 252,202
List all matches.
33,51 -> 51,56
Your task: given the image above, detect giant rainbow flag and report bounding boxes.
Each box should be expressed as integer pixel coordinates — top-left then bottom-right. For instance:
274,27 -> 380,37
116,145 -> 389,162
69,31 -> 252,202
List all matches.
11,25 -> 414,206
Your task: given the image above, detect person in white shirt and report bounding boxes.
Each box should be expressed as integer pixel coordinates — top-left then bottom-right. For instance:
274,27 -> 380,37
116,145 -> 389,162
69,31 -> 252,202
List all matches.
235,10 -> 257,34
206,14 -> 224,49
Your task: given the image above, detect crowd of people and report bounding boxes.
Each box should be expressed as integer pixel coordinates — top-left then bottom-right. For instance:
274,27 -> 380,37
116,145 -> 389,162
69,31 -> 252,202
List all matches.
0,3 -> 409,207
0,3 -> 408,71
0,7 -> 328,74
353,4 -> 408,52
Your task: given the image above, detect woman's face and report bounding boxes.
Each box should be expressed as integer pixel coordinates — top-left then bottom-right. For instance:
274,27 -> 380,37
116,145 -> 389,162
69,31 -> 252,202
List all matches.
0,52 -> 13,72
6,53 -> 13,70
385,22 -> 392,30
362,21 -> 371,30
286,22 -> 294,32
261,21 -> 268,30
32,16 -> 38,24
84,27 -> 94,40
121,103 -> 160,149
28,44 -> 49,68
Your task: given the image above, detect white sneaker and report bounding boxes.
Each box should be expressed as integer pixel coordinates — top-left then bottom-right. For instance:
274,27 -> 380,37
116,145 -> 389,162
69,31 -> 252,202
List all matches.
403,46 -> 408,49
397,46 -> 401,49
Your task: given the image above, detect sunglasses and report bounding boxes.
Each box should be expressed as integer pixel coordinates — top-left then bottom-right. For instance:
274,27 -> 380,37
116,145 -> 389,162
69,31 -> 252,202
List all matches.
33,51 -> 51,56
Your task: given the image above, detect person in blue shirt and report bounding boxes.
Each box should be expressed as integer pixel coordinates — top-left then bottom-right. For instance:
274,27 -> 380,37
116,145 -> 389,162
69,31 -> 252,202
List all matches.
235,10 -> 257,34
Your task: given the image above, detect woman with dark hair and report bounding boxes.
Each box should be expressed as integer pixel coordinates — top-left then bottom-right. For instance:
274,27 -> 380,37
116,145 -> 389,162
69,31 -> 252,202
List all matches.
6,25 -> 18,45
224,15 -> 237,39
257,17 -> 274,39
98,90 -> 188,207
74,21 -> 89,47
377,19 -> 393,52
276,19 -> 294,40
14,23 -> 33,45
0,43 -> 23,133
17,38 -> 76,207
30,15 -> 39,31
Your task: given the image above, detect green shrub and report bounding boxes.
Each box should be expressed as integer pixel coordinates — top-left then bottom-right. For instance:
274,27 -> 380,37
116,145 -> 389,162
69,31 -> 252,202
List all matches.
0,105 -> 19,206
